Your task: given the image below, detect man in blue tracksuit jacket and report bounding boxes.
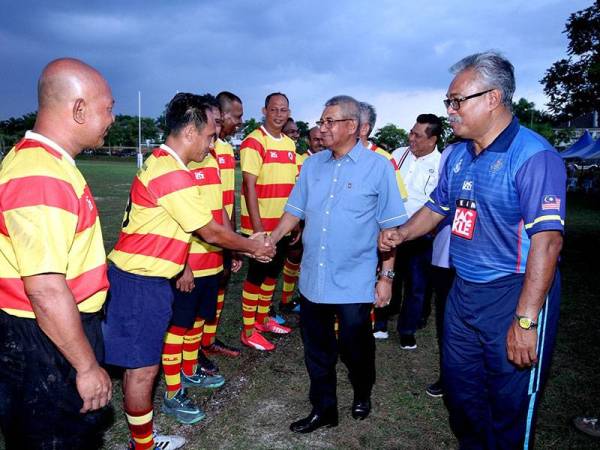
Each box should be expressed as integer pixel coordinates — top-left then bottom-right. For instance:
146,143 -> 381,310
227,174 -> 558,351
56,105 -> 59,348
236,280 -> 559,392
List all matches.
380,51 -> 566,449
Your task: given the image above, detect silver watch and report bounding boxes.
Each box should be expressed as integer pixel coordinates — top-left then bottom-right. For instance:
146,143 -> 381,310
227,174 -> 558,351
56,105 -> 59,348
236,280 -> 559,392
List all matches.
379,269 -> 395,280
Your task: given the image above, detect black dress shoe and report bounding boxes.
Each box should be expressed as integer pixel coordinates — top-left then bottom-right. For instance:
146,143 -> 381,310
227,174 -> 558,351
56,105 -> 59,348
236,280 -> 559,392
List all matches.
351,399 -> 371,420
290,409 -> 338,433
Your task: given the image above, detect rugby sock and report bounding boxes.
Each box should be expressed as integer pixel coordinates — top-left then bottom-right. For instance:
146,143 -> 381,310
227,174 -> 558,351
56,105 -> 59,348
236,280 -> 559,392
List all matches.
125,406 -> 154,449
162,325 -> 186,398
370,306 -> 375,329
242,281 -> 261,337
182,318 -> 205,376
202,288 -> 225,347
256,277 -> 277,325
281,259 -> 300,305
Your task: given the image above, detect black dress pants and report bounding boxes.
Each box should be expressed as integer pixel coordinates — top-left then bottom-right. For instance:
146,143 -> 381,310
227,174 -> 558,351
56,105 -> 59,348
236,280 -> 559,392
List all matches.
299,294 -> 375,413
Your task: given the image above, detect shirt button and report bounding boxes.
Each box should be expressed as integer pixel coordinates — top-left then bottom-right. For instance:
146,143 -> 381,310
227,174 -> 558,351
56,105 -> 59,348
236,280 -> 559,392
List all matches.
319,263 -> 324,266
333,178 -> 337,182
325,211 -> 329,214
321,246 -> 325,250
322,227 -> 327,231
337,163 -> 341,167
330,194 -> 334,198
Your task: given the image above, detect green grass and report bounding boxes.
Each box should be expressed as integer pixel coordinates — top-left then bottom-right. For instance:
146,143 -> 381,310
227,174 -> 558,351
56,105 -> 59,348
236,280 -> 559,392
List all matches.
2,160 -> 599,449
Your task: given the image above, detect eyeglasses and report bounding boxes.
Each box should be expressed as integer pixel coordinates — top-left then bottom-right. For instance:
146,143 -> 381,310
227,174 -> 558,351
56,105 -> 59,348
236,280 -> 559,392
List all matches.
443,89 -> 494,110
316,118 -> 354,129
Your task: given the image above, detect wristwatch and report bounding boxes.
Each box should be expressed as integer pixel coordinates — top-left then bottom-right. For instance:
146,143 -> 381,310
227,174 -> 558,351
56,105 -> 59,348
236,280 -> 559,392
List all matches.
379,269 -> 395,280
514,314 -> 537,330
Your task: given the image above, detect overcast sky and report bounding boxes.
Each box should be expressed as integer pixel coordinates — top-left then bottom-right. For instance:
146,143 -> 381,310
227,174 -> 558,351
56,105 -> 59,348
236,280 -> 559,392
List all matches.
0,0 -> 591,130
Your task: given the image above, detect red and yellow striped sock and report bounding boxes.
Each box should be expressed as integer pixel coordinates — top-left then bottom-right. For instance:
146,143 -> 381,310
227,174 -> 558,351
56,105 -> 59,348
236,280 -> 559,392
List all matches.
242,281 -> 261,337
202,288 -> 225,347
256,277 -> 277,325
281,259 -> 300,305
125,406 -> 154,449
162,325 -> 186,398
182,318 -> 204,376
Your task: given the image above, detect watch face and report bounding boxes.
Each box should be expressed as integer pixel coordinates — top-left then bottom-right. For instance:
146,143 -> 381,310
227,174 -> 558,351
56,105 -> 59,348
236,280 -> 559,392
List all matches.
518,317 -> 532,329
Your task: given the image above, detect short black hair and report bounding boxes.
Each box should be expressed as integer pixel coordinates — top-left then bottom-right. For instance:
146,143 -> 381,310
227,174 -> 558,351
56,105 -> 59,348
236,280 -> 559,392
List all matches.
264,92 -> 289,108
166,92 -> 216,135
416,113 -> 442,143
216,91 -> 242,111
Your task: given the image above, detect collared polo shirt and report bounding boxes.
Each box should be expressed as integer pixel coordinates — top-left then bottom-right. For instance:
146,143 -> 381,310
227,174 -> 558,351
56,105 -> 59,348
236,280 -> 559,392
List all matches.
392,146 -> 441,217
285,141 -> 408,304
427,118 -> 566,282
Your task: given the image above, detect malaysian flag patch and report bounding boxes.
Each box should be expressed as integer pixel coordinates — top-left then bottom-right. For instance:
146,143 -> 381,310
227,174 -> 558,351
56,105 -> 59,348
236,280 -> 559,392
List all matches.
542,195 -> 561,210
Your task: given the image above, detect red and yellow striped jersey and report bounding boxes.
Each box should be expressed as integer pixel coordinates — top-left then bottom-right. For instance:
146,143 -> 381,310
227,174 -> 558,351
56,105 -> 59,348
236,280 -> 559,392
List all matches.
240,126 -> 297,234
187,152 -> 224,277
296,152 -> 308,176
367,141 -> 408,200
109,144 -> 213,278
214,139 -> 236,221
0,132 -> 108,318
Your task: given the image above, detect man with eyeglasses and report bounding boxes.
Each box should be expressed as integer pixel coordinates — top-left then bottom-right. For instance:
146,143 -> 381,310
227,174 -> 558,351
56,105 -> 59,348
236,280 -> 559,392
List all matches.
270,95 -> 407,433
380,51 -> 565,448
372,114 -> 441,350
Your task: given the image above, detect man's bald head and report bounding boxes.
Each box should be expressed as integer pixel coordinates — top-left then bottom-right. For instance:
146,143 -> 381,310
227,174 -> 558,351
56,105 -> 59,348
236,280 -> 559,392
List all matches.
38,58 -> 109,109
35,58 -> 114,154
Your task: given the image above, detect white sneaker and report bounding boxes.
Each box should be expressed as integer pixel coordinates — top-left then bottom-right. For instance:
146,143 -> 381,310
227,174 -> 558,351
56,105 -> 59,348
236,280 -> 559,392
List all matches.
373,330 -> 389,340
153,434 -> 186,450
128,433 -> 186,450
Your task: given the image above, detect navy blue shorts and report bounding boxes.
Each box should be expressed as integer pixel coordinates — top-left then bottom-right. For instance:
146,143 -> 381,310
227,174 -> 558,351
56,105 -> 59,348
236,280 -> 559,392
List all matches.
102,265 -> 174,368
171,273 -> 221,327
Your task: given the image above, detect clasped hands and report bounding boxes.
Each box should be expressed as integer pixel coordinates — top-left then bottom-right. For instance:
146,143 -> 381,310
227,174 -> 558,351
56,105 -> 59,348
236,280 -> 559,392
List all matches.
378,227 -> 405,252
247,232 -> 276,263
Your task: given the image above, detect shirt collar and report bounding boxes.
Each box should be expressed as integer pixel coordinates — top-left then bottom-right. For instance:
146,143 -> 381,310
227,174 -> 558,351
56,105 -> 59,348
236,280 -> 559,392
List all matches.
25,130 -> 76,166
327,139 -> 363,163
467,116 -> 519,156
159,144 -> 190,171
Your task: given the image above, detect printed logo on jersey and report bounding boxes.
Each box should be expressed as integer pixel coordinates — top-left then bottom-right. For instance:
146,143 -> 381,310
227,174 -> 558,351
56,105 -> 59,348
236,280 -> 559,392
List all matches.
462,180 -> 473,191
288,151 -> 294,161
541,195 -> 561,210
453,158 -> 463,174
490,158 -> 504,173
452,199 -> 477,240
218,157 -> 226,164
270,151 -> 278,159
195,172 -> 205,180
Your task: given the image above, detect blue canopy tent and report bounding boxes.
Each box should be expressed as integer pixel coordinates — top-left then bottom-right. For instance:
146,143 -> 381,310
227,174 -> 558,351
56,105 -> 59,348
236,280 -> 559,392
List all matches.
561,130 -> 594,158
563,138 -> 600,159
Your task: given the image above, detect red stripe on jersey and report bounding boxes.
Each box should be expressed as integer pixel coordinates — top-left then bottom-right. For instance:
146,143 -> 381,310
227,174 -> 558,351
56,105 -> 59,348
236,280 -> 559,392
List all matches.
0,176 -> 78,214
130,177 -> 156,208
67,264 -> 109,302
262,149 -> 296,164
0,278 -> 27,310
15,138 -> 63,159
153,148 -> 170,158
222,190 -> 234,206
240,137 -> 265,158
188,252 -> 223,270
113,232 -> 190,265
147,170 -> 196,200
211,209 -> 223,225
254,183 -> 294,199
217,154 -> 235,170
191,167 -> 221,187
240,215 -> 281,232
76,185 -> 100,233
389,158 -> 399,170
0,213 -> 7,235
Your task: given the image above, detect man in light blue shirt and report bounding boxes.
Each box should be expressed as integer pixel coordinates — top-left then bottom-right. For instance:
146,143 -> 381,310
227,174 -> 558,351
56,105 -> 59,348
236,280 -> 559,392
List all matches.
270,95 -> 407,433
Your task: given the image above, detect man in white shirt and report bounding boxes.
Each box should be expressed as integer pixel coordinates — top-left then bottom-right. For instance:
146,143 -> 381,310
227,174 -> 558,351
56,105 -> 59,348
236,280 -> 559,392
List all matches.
373,114 -> 442,350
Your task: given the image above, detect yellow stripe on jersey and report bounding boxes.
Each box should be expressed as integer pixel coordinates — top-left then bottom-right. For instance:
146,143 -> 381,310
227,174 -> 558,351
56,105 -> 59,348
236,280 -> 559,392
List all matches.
214,139 -> 236,221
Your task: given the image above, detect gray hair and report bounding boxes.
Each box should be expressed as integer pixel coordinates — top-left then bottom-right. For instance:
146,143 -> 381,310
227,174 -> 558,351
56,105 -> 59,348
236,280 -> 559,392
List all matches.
450,51 -> 515,108
324,95 -> 360,122
359,102 -> 377,136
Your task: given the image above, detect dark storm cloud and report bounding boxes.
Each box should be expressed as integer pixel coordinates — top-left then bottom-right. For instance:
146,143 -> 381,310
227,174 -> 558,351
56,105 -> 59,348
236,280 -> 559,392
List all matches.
0,0 -> 592,128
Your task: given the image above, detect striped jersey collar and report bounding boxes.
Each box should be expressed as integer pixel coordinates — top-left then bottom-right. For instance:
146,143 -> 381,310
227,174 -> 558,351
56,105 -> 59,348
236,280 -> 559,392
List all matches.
25,130 -> 76,166
260,125 -> 283,141
159,144 -> 190,172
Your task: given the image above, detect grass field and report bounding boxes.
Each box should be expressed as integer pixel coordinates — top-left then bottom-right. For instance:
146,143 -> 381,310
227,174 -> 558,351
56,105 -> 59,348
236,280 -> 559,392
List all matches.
3,159 -> 599,449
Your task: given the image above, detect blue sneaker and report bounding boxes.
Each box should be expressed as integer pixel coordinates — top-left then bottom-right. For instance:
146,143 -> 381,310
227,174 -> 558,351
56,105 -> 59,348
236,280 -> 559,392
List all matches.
181,368 -> 225,389
274,314 -> 286,325
162,389 -> 205,424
